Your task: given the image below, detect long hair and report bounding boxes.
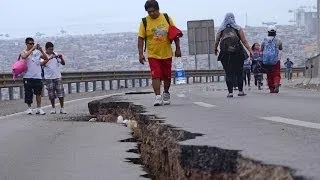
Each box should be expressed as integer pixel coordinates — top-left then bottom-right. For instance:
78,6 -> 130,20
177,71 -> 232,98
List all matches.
251,43 -> 259,51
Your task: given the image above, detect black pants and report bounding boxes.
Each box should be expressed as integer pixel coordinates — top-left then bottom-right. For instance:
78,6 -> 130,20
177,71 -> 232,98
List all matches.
23,78 -> 43,104
243,68 -> 251,86
221,54 -> 244,93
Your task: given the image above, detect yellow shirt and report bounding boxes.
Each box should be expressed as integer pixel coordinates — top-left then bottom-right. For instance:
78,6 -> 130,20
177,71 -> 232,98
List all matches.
138,13 -> 175,60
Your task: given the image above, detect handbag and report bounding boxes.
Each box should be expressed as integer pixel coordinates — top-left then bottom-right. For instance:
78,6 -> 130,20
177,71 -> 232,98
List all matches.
163,13 -> 183,42
12,54 -> 28,80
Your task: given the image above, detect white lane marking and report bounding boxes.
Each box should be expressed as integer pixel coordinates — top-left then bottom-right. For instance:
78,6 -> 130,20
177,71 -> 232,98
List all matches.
0,93 -> 122,120
260,116 -> 320,130
193,102 -> 216,108
177,93 -> 186,98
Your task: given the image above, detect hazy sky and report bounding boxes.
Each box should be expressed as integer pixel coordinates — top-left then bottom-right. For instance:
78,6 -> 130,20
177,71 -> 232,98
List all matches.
0,0 -> 316,38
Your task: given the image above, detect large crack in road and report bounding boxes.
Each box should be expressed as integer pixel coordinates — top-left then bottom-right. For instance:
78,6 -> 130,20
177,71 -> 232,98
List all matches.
88,95 -> 305,180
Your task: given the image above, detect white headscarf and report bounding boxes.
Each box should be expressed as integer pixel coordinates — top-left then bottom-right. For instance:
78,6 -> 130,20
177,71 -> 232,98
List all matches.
218,13 -> 241,33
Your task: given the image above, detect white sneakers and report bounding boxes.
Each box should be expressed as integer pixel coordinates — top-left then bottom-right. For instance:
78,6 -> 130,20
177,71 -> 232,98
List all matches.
60,108 -> 67,114
26,108 -> 45,115
26,108 -> 67,115
154,92 -> 171,106
50,108 -> 57,114
26,108 -> 33,115
26,108 -> 46,115
35,108 -> 46,115
162,92 -> 171,105
50,108 -> 67,114
154,95 -> 163,106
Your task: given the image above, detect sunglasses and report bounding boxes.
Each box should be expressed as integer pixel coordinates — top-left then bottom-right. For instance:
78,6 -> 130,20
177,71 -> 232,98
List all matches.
27,42 -> 35,45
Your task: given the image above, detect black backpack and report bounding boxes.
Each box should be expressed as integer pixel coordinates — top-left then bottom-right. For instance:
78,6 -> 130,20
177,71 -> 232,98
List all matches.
142,13 -> 170,52
220,24 -> 241,53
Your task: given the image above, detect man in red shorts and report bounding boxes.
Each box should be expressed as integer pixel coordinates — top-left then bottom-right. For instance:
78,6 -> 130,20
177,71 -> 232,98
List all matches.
137,0 -> 181,106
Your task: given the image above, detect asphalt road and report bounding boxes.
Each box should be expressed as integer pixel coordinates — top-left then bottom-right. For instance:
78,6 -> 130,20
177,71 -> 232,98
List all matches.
125,83 -> 320,180
0,81 -> 319,180
0,93 -> 148,180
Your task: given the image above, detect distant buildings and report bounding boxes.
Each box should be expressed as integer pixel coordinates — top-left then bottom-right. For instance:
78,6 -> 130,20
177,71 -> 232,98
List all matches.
0,24 -> 318,73
293,8 -> 318,35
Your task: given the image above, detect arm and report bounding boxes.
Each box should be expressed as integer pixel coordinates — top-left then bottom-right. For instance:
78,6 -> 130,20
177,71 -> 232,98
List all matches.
21,46 -> 36,59
138,37 -> 144,57
39,48 -> 48,61
40,55 -> 53,66
174,38 -> 180,50
59,55 -> 66,65
214,32 -> 222,55
167,16 -> 181,57
239,28 -> 253,54
260,41 -> 265,52
174,38 -> 181,57
138,21 -> 146,64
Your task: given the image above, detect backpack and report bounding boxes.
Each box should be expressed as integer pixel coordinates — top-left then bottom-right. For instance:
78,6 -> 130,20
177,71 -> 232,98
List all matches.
142,13 -> 170,52
12,54 -> 28,80
262,37 -> 279,65
220,24 -> 241,53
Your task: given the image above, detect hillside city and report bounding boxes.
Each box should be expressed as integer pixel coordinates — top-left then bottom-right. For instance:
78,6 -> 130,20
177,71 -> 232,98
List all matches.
0,25 -> 318,73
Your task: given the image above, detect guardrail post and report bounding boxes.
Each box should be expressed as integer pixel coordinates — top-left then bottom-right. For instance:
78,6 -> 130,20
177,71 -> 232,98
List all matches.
0,88 -> 2,100
193,77 -> 196,83
139,79 -> 143,87
125,80 -> 128,88
19,86 -> 24,99
217,76 -> 221,82
9,87 -> 14,100
132,79 -> 135,88
76,82 -> 80,93
93,81 -> 97,91
85,82 -> 89,92
117,80 -> 121,89
212,76 -> 215,82
206,76 -> 209,83
102,81 -> 106,90
68,83 -> 72,94
200,77 -> 203,83
145,78 -> 149,86
187,77 -> 190,84
109,80 -> 113,90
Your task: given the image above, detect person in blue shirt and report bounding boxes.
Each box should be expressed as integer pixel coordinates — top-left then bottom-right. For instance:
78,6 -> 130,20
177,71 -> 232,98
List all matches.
284,58 -> 294,80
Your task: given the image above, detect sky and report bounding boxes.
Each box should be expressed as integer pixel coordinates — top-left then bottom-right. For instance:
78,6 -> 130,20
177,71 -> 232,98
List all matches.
0,0 -> 317,38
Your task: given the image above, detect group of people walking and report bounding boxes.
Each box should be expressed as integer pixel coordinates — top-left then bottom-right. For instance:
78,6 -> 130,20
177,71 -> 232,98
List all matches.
138,0 -> 288,106
214,13 -> 284,97
18,0 -> 288,110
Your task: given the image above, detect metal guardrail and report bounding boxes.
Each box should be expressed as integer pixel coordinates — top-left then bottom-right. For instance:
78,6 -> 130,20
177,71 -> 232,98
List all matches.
0,68 -> 305,101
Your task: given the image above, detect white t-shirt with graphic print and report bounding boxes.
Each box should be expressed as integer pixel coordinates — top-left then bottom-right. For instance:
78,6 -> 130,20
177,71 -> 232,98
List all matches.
41,52 -> 62,79
23,50 -> 42,79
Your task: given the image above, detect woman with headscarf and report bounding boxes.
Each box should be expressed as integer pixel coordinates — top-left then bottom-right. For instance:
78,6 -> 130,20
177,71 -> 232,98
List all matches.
214,13 -> 253,98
